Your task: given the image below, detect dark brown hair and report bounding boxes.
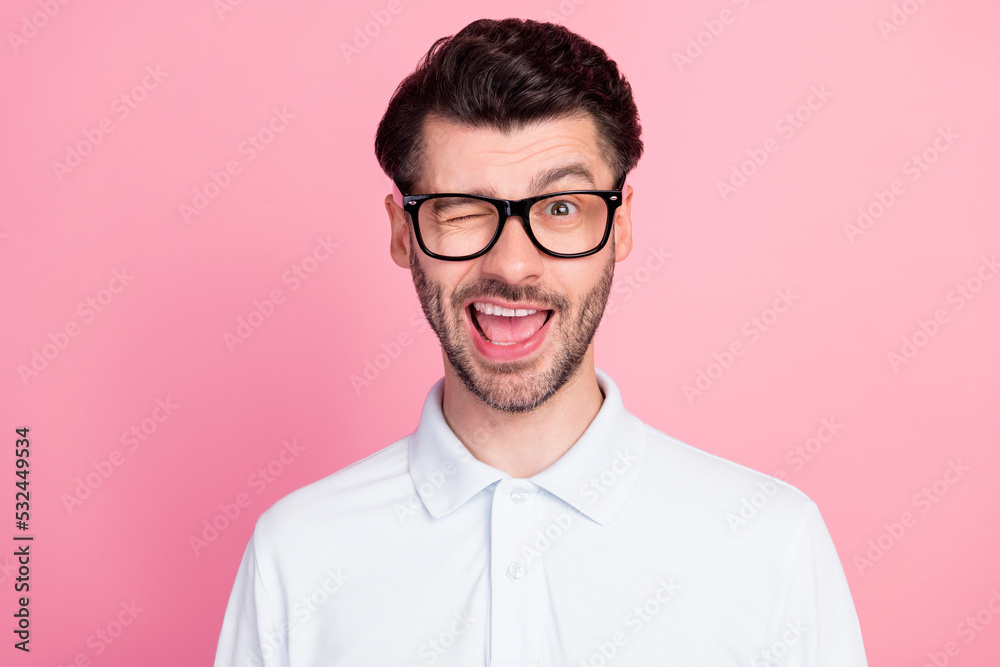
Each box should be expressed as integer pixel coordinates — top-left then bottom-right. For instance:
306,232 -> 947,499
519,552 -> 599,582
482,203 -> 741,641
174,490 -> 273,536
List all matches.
374,18 -> 643,194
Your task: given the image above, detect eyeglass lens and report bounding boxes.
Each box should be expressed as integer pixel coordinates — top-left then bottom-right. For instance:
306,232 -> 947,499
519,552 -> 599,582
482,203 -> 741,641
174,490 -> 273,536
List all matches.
418,193 -> 609,257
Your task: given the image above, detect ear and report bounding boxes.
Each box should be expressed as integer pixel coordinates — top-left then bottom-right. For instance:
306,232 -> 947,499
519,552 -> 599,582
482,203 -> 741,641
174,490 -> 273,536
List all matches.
385,194 -> 411,268
613,183 -> 634,263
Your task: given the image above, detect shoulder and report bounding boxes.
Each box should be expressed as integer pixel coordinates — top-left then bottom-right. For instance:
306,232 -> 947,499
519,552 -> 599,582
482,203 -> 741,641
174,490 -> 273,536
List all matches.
637,420 -> 817,534
253,436 -> 412,543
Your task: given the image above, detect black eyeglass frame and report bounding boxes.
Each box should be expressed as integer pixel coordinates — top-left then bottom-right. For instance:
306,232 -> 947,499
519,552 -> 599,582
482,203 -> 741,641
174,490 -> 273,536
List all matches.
392,174 -> 628,261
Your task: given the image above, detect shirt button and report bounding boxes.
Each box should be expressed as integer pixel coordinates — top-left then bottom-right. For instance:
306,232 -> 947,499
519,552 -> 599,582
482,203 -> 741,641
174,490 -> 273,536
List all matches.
510,490 -> 528,504
507,561 -> 526,580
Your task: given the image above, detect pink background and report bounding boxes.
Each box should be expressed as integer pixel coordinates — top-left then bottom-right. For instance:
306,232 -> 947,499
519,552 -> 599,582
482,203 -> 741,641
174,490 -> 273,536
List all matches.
2,0 -> 999,664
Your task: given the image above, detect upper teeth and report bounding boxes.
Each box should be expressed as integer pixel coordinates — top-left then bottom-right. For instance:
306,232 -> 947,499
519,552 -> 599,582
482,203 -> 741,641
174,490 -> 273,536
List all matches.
473,302 -> 538,317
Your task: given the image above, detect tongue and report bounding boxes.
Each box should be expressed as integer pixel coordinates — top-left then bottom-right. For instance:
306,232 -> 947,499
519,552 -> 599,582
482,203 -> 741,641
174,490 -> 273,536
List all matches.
475,309 -> 549,344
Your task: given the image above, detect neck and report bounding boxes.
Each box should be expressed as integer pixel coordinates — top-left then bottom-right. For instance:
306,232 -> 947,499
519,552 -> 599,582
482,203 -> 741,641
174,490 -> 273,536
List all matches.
440,349 -> 605,478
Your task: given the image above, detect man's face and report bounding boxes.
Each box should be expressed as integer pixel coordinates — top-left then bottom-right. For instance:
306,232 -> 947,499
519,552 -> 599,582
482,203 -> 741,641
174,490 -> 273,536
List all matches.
386,113 -> 633,413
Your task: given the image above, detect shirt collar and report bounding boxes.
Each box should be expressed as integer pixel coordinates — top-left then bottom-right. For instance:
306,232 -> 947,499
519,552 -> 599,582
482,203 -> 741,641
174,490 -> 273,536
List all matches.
408,368 -> 647,526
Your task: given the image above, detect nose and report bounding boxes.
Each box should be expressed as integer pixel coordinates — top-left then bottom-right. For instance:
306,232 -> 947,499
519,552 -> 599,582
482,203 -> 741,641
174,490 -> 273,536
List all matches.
476,214 -> 545,284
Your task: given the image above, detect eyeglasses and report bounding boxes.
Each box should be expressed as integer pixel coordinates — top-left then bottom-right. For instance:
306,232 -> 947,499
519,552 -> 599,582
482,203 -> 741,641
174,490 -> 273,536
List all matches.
392,174 -> 627,261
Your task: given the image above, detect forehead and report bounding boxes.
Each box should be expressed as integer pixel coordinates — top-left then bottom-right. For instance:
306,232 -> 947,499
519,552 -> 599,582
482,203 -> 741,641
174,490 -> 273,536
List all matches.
416,113 -> 613,197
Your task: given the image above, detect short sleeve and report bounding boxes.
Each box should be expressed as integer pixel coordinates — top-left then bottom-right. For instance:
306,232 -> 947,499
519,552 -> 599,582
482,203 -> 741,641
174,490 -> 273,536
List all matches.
213,530 -> 289,667
763,501 -> 868,666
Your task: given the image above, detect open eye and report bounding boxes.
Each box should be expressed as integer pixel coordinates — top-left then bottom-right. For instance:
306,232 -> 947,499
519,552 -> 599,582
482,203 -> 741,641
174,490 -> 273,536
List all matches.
544,200 -> 578,216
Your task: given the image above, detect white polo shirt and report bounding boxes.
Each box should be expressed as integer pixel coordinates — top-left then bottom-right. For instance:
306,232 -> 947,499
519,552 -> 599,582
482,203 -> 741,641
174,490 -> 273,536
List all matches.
214,369 -> 867,666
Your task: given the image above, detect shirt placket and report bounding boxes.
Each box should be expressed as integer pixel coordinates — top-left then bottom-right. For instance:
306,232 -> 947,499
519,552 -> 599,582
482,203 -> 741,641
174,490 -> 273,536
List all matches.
489,478 -> 541,667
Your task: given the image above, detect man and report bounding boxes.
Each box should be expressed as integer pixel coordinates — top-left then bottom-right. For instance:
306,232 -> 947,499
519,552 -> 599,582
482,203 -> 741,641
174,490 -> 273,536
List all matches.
214,18 -> 868,666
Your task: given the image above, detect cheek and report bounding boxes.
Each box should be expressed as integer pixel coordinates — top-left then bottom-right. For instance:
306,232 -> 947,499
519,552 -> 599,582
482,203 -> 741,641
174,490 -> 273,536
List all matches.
560,262 -> 607,299
429,266 -> 477,308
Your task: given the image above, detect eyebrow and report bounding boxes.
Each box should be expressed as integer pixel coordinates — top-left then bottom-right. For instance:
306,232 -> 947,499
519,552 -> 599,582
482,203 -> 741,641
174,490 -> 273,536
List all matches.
464,163 -> 597,198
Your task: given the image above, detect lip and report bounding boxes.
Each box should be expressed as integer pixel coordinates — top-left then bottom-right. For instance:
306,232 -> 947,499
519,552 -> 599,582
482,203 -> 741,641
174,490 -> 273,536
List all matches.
465,302 -> 554,363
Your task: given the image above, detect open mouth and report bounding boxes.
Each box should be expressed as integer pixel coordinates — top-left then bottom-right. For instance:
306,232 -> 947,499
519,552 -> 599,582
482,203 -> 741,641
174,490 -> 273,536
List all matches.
468,301 -> 553,346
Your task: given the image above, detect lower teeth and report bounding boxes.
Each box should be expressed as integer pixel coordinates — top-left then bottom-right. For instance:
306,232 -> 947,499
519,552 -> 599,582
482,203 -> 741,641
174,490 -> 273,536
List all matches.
490,340 -> 516,346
